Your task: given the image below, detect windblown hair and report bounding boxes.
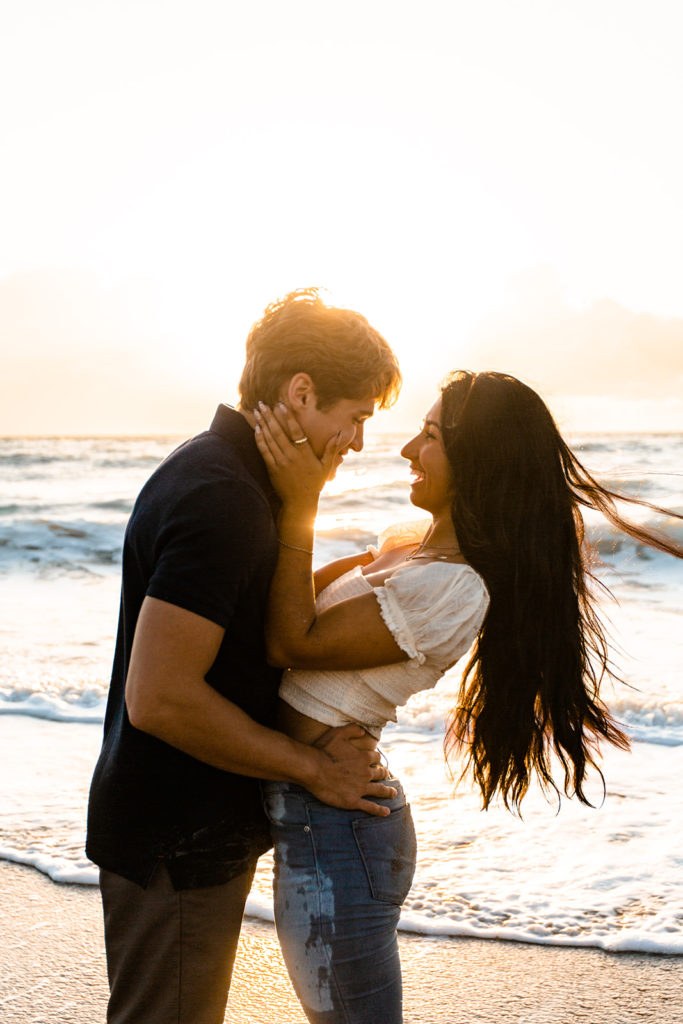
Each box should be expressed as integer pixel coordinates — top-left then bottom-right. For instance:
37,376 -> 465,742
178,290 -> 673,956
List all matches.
238,288 -> 401,412
441,370 -> 683,811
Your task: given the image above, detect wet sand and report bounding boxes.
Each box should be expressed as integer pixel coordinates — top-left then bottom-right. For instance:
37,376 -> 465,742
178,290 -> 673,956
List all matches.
0,859 -> 680,1023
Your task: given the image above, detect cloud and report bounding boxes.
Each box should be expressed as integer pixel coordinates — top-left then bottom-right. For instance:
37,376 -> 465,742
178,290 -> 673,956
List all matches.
0,270 -> 209,435
469,265 -> 683,400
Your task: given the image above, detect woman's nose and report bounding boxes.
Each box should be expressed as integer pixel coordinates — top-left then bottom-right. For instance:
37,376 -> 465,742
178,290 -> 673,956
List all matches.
401,435 -> 418,459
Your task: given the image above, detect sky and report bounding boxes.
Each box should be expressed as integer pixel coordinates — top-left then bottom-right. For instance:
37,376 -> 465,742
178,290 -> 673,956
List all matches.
1,0 -> 682,435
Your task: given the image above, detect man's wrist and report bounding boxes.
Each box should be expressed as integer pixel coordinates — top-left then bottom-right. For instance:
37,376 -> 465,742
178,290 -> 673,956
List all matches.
288,741 -> 327,790
277,507 -> 318,551
279,500 -> 318,523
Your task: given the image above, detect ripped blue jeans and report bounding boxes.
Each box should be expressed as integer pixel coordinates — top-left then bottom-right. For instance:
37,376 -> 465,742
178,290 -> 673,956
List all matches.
262,779 -> 417,1024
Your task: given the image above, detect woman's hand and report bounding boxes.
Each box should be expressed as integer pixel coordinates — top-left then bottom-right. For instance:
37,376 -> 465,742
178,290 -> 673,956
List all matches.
254,402 -> 341,510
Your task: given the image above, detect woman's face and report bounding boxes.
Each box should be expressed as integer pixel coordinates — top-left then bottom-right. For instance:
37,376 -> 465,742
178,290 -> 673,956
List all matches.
400,396 -> 455,517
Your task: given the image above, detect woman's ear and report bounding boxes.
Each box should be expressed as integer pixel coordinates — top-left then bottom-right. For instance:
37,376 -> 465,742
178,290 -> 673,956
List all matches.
283,372 -> 316,412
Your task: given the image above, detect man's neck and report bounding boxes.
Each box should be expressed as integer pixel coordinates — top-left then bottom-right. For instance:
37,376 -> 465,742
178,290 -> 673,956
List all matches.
236,404 -> 256,430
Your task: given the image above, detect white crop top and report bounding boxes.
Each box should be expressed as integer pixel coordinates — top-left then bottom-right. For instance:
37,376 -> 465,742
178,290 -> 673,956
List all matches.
278,532 -> 490,739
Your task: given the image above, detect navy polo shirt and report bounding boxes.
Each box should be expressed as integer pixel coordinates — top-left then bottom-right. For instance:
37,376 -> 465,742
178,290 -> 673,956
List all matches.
86,406 -> 282,889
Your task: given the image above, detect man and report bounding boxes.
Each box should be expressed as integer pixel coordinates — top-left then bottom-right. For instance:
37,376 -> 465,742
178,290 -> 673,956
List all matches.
86,288 -> 402,1024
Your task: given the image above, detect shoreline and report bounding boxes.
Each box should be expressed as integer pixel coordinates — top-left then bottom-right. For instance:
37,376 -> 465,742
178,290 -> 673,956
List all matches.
1,860 -> 681,1024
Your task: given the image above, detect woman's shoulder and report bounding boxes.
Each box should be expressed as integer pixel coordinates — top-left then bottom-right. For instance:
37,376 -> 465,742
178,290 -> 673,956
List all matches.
374,559 -> 489,667
389,558 -> 488,600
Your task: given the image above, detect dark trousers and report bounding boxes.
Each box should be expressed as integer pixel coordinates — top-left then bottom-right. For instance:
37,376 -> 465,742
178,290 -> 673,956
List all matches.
100,862 -> 256,1024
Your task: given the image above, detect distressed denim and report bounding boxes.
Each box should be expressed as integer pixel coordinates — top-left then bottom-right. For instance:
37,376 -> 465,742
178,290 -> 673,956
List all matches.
262,779 -> 417,1024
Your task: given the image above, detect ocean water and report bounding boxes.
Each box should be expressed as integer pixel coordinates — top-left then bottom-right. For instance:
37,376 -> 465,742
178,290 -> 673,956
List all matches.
1,431 -> 682,954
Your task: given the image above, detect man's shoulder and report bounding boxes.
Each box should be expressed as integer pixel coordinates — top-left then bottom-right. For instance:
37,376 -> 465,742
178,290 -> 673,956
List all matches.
165,429 -> 245,478
148,424 -> 265,503
128,406 -> 276,530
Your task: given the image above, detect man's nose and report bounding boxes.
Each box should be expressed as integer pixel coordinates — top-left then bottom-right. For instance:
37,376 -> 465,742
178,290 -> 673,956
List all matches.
349,423 -> 365,452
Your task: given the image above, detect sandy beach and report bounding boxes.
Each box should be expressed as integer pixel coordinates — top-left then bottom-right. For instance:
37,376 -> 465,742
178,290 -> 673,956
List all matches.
1,860 -> 680,1024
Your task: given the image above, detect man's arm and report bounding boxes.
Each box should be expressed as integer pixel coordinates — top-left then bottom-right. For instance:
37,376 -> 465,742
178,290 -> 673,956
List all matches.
125,596 -> 394,815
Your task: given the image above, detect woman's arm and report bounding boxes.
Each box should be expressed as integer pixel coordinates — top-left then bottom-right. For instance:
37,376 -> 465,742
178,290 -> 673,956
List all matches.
314,550 -> 375,595
254,404 -> 408,671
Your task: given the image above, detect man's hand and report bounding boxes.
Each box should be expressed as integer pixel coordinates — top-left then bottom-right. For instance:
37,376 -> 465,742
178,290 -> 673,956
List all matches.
307,724 -> 397,816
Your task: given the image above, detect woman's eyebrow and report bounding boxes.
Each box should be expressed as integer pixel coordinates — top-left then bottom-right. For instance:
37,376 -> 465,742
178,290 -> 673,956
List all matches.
425,418 -> 441,431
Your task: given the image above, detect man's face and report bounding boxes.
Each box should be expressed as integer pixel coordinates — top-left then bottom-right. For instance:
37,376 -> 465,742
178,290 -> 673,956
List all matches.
298,394 -> 376,476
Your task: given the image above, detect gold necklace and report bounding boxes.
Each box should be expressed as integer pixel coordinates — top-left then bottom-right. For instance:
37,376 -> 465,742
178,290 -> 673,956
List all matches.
406,542 -> 461,562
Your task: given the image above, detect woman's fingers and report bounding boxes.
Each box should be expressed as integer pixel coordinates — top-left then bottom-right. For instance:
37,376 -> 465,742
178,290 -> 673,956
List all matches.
274,402 -> 308,447
264,402 -> 300,452
255,403 -> 305,462
253,420 -> 279,467
254,404 -> 293,464
254,400 -> 340,496
253,410 -> 285,465
321,429 -> 343,479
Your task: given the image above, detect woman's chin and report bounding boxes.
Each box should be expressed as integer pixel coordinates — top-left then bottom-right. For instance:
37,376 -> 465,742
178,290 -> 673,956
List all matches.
408,489 -> 427,511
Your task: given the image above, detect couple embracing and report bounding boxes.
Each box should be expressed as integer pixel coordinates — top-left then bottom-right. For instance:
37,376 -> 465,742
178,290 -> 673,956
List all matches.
87,289 -> 682,1024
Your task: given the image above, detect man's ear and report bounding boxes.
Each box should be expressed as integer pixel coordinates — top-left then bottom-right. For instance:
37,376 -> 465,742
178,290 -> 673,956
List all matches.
282,372 -> 316,412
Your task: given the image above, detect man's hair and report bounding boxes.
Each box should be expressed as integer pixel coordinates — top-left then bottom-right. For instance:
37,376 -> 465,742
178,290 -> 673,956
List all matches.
238,288 -> 401,411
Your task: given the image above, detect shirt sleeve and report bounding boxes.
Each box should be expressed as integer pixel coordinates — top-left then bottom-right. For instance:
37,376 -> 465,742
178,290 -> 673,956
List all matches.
374,562 -> 490,668
146,478 -> 271,629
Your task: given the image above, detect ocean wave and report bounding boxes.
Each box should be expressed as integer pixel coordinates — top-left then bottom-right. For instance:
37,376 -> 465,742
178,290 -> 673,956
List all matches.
611,696 -> 683,746
1,849 -> 680,954
0,518 -> 123,572
3,676 -> 682,750
95,454 -> 169,470
587,515 -> 683,557
92,498 -> 134,513
598,474 -> 683,502
315,526 -> 378,545
0,691 -> 106,724
394,907 -> 683,954
0,452 -> 81,468
392,692 -> 683,749
574,432 -> 683,453
0,846 -> 99,886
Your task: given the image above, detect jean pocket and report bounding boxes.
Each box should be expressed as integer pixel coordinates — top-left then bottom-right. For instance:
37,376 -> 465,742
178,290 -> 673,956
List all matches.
261,785 -> 308,829
352,804 -> 417,905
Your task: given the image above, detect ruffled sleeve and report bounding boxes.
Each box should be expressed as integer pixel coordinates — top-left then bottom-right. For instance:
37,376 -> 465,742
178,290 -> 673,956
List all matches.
374,561 -> 489,668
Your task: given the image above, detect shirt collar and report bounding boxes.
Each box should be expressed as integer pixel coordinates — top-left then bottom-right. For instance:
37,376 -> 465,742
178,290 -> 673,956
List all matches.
209,404 -> 280,515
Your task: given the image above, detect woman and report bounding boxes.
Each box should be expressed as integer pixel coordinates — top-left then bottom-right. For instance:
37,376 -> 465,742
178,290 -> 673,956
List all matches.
254,370 -> 682,1024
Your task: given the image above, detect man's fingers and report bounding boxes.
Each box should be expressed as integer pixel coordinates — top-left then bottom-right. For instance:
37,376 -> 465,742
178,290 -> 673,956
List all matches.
354,798 -> 392,817
364,781 -> 397,800
316,723 -> 366,746
335,722 -> 366,738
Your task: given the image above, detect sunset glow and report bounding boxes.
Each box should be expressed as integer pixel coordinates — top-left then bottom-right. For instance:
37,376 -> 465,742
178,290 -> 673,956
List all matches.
2,1 -> 682,434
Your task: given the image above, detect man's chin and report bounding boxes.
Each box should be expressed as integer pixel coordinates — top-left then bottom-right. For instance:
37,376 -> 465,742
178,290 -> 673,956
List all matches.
326,456 -> 345,482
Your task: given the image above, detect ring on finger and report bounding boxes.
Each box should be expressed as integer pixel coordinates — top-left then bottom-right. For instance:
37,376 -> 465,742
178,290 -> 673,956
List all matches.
293,437 -> 308,446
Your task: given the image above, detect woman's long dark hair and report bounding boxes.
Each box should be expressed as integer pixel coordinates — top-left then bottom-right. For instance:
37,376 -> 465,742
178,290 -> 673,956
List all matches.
441,371 -> 683,811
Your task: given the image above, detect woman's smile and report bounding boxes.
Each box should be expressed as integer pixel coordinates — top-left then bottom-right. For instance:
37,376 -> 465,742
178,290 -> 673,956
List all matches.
401,397 -> 454,517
